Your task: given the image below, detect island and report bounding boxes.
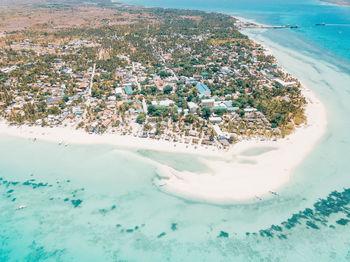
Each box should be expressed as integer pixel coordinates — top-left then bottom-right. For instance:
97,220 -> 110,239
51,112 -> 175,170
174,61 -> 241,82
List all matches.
0,0 -> 326,202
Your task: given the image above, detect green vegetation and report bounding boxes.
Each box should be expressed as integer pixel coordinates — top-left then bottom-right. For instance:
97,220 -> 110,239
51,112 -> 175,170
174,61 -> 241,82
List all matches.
0,3 -> 306,148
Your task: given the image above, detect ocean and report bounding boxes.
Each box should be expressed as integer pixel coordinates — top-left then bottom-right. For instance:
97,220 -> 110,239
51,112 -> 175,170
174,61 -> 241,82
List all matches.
1,0 -> 350,261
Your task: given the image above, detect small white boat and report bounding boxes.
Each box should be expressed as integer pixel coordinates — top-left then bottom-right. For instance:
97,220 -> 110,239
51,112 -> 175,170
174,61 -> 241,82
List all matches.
16,205 -> 27,210
269,191 -> 279,196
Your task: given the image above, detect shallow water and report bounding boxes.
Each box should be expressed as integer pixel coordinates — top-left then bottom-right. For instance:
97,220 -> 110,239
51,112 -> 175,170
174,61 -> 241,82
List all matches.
2,0 -> 350,261
240,147 -> 277,156
134,149 -> 210,172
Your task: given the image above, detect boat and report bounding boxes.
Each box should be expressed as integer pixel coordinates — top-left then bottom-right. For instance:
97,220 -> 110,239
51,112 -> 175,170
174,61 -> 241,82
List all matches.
16,205 -> 27,210
255,196 -> 263,201
290,25 -> 300,29
269,191 -> 279,196
316,22 -> 326,26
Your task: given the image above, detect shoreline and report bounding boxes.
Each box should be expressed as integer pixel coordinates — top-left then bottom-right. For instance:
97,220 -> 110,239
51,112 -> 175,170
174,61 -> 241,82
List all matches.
152,17 -> 328,203
0,17 -> 328,204
0,79 -> 327,204
156,77 -> 327,203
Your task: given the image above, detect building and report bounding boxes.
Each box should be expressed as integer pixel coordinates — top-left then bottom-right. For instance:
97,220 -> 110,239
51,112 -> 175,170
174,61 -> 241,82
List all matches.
188,102 -> 199,113
209,116 -> 222,124
274,78 -> 296,87
124,85 -> 134,95
115,87 -> 123,96
151,99 -> 174,107
201,98 -> 215,108
196,83 -> 211,97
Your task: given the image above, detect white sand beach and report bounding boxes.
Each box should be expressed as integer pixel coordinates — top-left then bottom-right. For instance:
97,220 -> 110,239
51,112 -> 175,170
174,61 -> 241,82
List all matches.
0,21 -> 328,203
154,28 -> 329,203
0,77 -> 327,203
156,85 -> 326,202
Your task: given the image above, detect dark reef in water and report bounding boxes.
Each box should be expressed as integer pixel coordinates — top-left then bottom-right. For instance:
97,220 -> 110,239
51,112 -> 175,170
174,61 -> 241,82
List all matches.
1,175 -> 87,211
171,223 -> 178,231
336,218 -> 349,225
25,241 -> 65,261
248,188 -> 350,239
218,231 -> 229,238
71,199 -> 83,208
157,232 -> 166,238
99,205 -> 117,215
23,180 -> 49,189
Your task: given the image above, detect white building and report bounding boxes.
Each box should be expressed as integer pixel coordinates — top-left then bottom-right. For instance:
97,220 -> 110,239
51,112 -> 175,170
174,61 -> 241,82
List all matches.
201,98 -> 215,108
274,78 -> 296,87
209,116 -> 222,124
188,102 -> 199,113
115,87 -> 124,95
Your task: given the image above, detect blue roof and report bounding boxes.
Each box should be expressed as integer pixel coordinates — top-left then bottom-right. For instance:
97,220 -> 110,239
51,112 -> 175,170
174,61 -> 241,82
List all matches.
196,83 -> 210,94
212,106 -> 226,110
125,85 -> 133,95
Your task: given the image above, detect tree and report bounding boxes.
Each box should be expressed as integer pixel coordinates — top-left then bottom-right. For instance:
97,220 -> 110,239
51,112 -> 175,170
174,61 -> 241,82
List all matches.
147,105 -> 156,115
185,113 -> 196,123
214,108 -> 226,116
136,113 -> 146,124
62,95 -> 69,102
201,107 -> 211,119
228,136 -> 236,144
163,85 -> 173,94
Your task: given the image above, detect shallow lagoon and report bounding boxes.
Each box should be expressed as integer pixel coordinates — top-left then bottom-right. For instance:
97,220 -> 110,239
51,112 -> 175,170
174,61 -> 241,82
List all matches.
1,133 -> 350,261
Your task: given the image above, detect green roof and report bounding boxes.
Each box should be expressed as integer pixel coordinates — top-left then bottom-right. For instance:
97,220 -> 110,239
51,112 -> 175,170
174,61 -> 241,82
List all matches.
125,85 -> 134,95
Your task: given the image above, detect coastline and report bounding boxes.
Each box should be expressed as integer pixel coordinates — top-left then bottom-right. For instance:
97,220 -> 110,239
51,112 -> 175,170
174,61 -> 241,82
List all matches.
157,75 -> 327,203
0,17 -> 328,204
0,78 -> 327,204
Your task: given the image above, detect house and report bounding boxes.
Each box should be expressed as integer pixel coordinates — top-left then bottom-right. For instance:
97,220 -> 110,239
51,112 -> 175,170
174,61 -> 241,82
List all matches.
115,87 -> 124,96
108,96 -> 116,101
1,65 -> 18,73
188,102 -> 199,113
102,118 -> 111,128
193,74 -> 203,81
209,116 -> 222,124
274,78 -> 296,87
124,85 -> 134,95
152,99 -> 174,107
78,82 -> 89,90
201,98 -> 215,108
244,108 -> 257,113
196,83 -> 211,97
72,106 -> 84,115
46,97 -> 60,105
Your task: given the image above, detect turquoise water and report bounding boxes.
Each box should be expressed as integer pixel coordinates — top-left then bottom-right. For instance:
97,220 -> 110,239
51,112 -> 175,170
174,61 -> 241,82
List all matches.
1,136 -> 350,261
2,0 -> 350,261
240,147 -> 277,156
